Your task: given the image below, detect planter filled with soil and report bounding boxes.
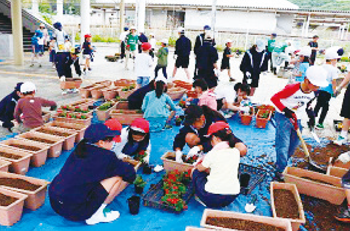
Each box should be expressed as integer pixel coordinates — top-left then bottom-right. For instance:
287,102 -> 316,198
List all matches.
255,109 -> 272,129
114,79 -> 136,87
167,87 -> 186,101
0,139 -> 49,167
41,111 -> 51,123
161,152 -> 194,173
59,105 -> 93,116
0,172 -> 49,210
45,121 -> 88,143
102,87 -> 120,101
54,112 -> 92,126
326,165 -> 348,178
96,101 -> 117,121
17,132 -> 64,158
69,99 -> 94,108
117,85 -> 136,100
79,85 -> 97,98
110,101 -> 143,125
91,85 -> 108,100
283,167 -> 345,205
0,187 -> 28,226
33,126 -> 77,151
239,107 -> 254,125
173,80 -> 192,91
0,146 -> 32,175
200,208 -> 292,231
186,90 -> 198,98
94,80 -> 112,87
0,159 -> 11,173
270,182 -> 306,231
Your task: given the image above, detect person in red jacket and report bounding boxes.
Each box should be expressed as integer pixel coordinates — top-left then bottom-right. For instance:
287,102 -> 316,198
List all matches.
270,66 -> 328,181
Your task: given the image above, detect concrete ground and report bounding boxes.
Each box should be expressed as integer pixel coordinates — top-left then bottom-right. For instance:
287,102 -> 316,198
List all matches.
0,43 -> 345,140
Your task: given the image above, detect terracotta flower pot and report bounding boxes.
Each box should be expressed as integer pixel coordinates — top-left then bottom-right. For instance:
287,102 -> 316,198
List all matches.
0,159 -> 11,172
161,152 -> 194,173
283,167 -> 346,205
96,102 -> 117,121
33,126 -> 77,151
0,139 -> 49,167
326,165 -> 348,178
60,79 -> 82,90
167,88 -> 186,101
0,188 -> 28,226
255,109 -> 272,129
0,171 -> 50,210
45,121 -> 88,143
91,86 -> 108,100
0,145 -> 32,175
16,132 -> 64,158
239,108 -> 254,125
270,182 -> 306,231
200,208 -> 292,231
53,114 -> 92,126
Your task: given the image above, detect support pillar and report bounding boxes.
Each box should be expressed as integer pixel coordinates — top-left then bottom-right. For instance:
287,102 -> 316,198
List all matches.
211,0 -> 217,36
11,0 -> 24,65
119,0 -> 125,34
137,0 -> 145,32
57,0 -> 63,22
32,0 -> 39,14
305,14 -> 310,38
81,0 -> 91,44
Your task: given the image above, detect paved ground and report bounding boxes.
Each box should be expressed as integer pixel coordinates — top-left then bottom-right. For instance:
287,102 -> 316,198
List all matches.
0,43 -> 345,140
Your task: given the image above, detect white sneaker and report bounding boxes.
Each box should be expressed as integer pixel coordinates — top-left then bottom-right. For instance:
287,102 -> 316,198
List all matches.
61,90 -> 68,95
71,89 -> 79,94
60,76 -> 66,82
86,208 -> 120,225
334,135 -> 348,146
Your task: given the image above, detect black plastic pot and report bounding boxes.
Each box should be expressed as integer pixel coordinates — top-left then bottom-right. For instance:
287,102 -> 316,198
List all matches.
142,164 -> 152,174
127,195 -> 140,215
175,121 -> 181,126
239,173 -> 251,188
135,185 -> 144,194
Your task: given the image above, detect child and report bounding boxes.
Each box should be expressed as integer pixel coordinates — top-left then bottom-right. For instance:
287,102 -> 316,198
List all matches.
135,42 -> 153,88
125,26 -> 138,70
107,118 -> 151,164
308,35 -> 319,65
142,76 -> 177,132
192,122 -> 240,208
49,38 -> 56,69
49,123 -> 135,225
220,39 -> 235,81
154,39 -> 169,79
82,34 -> 94,72
270,66 -> 328,181
30,30 -> 44,67
119,27 -> 129,63
127,80 -> 155,110
192,79 -> 217,111
13,82 -> 57,133
149,33 -> 156,58
64,35 -> 72,52
0,83 -> 23,132
294,46 -> 311,83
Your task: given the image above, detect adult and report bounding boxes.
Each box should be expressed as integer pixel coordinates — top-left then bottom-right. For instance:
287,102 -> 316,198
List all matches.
172,27 -> 192,81
49,123 -> 136,225
267,33 -> 277,72
138,31 -> 148,53
195,33 -> 219,89
308,35 -> 319,65
52,22 -> 69,81
240,39 -> 268,96
125,26 -> 139,70
0,82 -> 23,132
118,27 -> 129,63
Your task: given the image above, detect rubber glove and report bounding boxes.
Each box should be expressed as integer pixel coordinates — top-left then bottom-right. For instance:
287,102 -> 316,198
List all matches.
117,153 -> 129,160
175,150 -> 183,163
187,146 -> 201,160
337,151 -> 350,163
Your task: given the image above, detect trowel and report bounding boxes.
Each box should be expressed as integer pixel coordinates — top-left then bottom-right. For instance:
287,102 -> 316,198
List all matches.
245,194 -> 257,213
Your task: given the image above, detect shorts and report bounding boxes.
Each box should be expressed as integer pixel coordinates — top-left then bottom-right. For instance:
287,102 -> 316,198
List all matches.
34,45 -> 44,54
221,60 -> 230,70
83,54 -> 92,60
175,56 -> 189,68
192,170 -> 238,208
49,183 -> 108,221
243,75 -> 260,88
137,76 -> 150,87
340,87 -> 350,119
216,98 -> 224,111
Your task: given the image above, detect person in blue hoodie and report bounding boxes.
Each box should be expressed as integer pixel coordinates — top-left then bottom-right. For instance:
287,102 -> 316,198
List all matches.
49,123 -> 136,225
30,30 -> 43,67
0,82 -> 23,132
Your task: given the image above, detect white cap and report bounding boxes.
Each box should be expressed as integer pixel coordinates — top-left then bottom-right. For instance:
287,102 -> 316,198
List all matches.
155,76 -> 167,84
204,31 -> 213,41
305,66 -> 328,87
225,39 -> 232,44
256,39 -> 265,51
161,39 -> 168,45
20,82 -> 36,93
325,46 -> 342,60
130,26 -> 136,30
298,46 -> 312,57
177,27 -> 184,33
149,33 -> 154,36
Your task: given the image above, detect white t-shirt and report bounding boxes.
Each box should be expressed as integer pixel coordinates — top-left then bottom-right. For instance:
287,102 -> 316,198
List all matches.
214,84 -> 236,104
149,38 -> 156,50
321,64 -> 339,94
202,143 -> 240,195
119,31 -> 129,42
135,53 -> 153,77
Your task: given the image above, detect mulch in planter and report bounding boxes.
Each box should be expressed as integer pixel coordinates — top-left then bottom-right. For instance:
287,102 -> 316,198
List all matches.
0,178 -> 41,191
206,217 -> 285,231
25,137 -> 56,144
273,189 -> 300,219
9,144 -> 42,151
0,151 -> 22,160
36,128 -> 71,137
0,192 -> 18,206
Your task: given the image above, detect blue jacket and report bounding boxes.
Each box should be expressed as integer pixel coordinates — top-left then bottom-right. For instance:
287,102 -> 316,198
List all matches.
56,53 -> 82,78
127,84 -> 153,109
196,42 -> 218,70
142,91 -> 177,119
175,35 -> 191,57
240,48 -> 268,79
0,91 -> 20,127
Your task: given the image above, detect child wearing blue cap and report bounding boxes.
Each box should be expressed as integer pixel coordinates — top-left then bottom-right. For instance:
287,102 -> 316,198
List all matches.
30,30 -> 44,67
49,123 -> 136,225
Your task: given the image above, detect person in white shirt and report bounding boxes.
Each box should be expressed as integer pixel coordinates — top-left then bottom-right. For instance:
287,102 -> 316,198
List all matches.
119,27 -> 129,63
135,42 -> 153,88
191,122 -> 241,208
149,33 -> 156,59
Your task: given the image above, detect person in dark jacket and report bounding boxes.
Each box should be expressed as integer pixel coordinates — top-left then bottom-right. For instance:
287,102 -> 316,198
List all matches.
49,123 -> 136,225
138,31 -> 148,53
195,33 -> 219,89
240,39 -> 268,96
173,105 -> 247,163
172,27 -> 191,81
127,80 -> 155,109
0,82 -> 23,132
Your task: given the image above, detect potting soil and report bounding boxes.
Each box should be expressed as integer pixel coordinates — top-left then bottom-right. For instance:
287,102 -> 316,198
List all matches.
206,217 -> 285,231
0,151 -> 22,160
273,189 -> 300,219
36,128 -> 71,137
0,178 -> 41,191
0,111 -> 349,230
8,143 -> 42,151
0,192 -> 18,206
24,137 -> 56,144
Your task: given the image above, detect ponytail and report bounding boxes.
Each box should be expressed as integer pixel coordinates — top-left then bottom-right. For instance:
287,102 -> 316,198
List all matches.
155,81 -> 165,98
212,129 -> 238,148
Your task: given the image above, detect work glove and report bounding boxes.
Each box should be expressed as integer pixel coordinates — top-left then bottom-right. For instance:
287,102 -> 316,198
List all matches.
239,106 -> 250,114
175,150 -> 183,163
246,72 -> 252,84
187,146 -> 201,160
336,151 -> 350,164
143,151 -> 150,164
283,108 -> 298,129
60,76 -> 66,82
117,153 -> 129,160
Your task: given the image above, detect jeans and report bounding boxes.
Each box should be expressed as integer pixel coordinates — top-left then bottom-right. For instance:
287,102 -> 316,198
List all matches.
154,65 -> 167,79
275,112 -> 302,173
314,90 -> 331,125
137,76 -> 150,87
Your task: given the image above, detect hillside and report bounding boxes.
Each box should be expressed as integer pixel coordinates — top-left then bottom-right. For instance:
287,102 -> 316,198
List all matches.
288,0 -> 350,11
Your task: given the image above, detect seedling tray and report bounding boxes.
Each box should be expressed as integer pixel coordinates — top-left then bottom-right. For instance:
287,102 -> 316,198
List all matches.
239,163 -> 267,195
143,179 -> 194,214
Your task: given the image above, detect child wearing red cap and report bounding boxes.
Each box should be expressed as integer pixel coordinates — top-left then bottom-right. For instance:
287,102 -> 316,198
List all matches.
191,122 -> 240,208
135,42 -> 153,88
82,34 -> 95,73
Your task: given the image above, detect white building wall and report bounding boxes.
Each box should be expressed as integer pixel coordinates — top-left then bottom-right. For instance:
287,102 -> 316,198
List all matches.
149,9 -> 167,29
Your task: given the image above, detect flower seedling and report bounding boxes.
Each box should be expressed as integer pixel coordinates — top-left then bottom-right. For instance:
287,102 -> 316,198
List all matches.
133,175 -> 147,188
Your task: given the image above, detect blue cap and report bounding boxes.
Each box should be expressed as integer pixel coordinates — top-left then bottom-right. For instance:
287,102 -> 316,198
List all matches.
35,30 -> 43,38
271,33 -> 277,37
84,124 -> 121,143
204,25 -> 211,30
124,27 -> 129,31
53,22 -> 62,30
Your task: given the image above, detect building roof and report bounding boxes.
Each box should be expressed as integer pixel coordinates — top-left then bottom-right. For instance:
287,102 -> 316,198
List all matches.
93,0 -> 299,10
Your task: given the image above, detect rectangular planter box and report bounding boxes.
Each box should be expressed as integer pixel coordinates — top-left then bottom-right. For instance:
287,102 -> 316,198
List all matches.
283,167 -> 346,205
41,111 -> 51,123
0,146 -> 32,175
239,108 -> 254,125
185,227 -> 212,231
79,85 -> 96,98
69,99 -> 94,108
255,109 -> 272,129
161,152 -> 194,173
270,182 -> 306,231
53,114 -> 92,126
45,121 -> 88,143
326,165 -> 348,178
114,79 -> 136,87
110,110 -> 143,125
200,209 -> 292,231
0,139 -> 49,167
0,188 -> 28,226
167,88 -> 186,101
0,159 -> 11,172
16,132 -> 64,158
59,106 -> 93,117
102,87 -> 120,101
60,78 -> 82,90
91,86 -> 108,100
96,102 -> 117,121
33,126 -> 77,151
0,172 -> 49,210
117,88 -> 136,100
94,80 -> 112,87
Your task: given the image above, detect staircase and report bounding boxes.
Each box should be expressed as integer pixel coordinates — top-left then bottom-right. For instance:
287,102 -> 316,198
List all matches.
0,12 -> 33,52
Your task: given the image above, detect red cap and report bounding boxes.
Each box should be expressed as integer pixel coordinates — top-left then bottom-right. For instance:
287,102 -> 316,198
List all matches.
141,42 -> 152,51
207,122 -> 230,136
84,34 -> 92,38
130,118 -> 149,134
104,118 -> 122,142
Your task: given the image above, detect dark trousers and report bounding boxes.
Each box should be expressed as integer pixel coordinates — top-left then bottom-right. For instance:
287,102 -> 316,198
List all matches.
55,52 -> 71,79
120,41 -> 126,59
267,51 -> 273,71
154,65 -> 167,78
314,91 -> 331,125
